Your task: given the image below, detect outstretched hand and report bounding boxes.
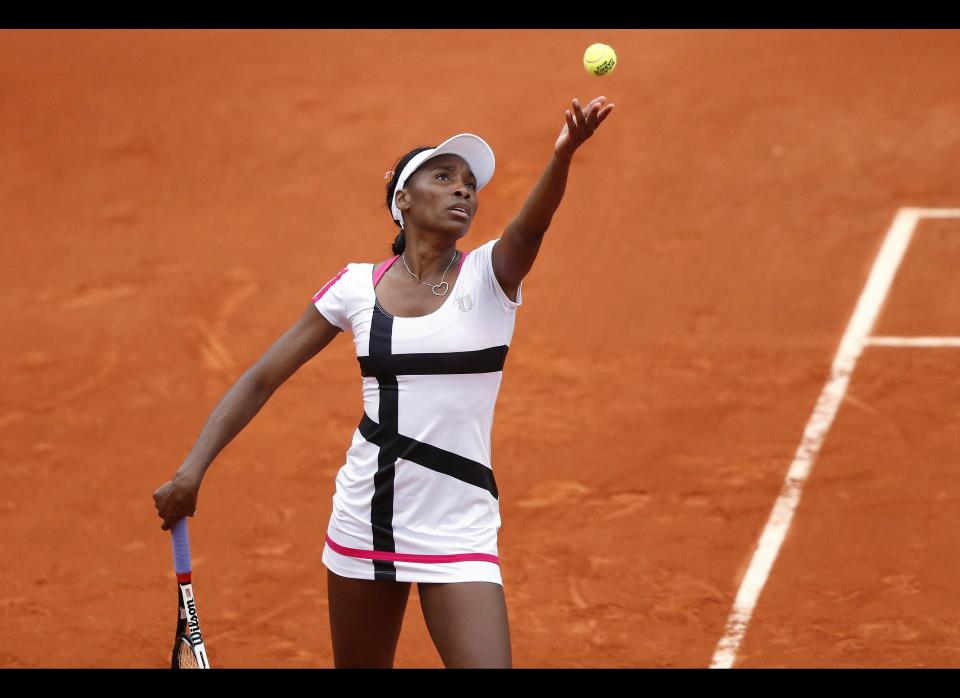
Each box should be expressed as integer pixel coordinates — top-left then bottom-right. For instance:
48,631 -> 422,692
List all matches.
554,96 -> 615,162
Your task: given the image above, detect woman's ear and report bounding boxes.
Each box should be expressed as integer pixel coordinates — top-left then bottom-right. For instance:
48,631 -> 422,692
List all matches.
395,188 -> 410,213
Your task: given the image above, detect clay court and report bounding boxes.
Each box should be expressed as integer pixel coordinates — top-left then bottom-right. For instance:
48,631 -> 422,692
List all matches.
3,29 -> 960,667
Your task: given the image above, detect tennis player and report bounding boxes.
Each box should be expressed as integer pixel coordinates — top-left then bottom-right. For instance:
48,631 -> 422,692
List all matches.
153,96 -> 614,668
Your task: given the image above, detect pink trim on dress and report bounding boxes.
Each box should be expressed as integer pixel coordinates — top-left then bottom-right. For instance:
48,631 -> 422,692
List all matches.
312,266 -> 349,303
458,250 -> 470,272
326,534 -> 500,565
373,255 -> 400,288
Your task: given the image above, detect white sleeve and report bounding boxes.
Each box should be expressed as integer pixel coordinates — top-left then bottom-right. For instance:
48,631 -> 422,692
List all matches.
311,264 -> 351,331
472,238 -> 523,312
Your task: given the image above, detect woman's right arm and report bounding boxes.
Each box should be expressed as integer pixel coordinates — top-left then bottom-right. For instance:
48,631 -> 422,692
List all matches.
152,303 -> 343,530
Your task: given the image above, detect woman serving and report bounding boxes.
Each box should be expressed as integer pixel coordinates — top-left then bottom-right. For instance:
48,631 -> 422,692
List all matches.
153,95 -> 615,668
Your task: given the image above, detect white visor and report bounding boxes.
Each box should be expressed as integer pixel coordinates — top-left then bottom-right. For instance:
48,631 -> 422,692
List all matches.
390,133 -> 495,229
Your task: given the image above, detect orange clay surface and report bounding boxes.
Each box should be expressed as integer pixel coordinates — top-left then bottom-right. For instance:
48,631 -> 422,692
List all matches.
2,30 -> 960,668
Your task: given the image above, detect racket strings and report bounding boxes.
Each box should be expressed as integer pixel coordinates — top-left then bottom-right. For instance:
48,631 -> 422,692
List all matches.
176,635 -> 202,669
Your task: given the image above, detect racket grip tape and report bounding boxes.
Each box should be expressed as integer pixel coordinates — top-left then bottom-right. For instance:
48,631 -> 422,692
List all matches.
171,517 -> 192,577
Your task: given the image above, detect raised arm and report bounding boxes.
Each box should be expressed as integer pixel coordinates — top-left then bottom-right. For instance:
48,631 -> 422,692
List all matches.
152,304 -> 341,530
493,96 -> 615,298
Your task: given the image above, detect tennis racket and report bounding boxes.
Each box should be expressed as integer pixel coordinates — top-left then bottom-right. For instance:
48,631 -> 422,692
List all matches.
170,517 -> 210,669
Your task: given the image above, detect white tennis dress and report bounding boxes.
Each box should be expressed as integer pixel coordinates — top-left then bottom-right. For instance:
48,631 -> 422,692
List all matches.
311,237 -> 522,585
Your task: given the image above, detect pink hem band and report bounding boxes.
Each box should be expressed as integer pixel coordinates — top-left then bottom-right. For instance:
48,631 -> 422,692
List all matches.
325,534 -> 499,565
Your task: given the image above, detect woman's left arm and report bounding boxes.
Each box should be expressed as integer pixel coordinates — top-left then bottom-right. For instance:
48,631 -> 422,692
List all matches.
493,96 -> 615,296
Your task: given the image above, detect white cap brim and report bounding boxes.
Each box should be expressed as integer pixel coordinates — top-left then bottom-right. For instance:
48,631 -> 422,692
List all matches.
391,133 -> 495,228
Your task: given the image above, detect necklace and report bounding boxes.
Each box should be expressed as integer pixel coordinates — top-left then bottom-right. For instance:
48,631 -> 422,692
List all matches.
400,249 -> 458,296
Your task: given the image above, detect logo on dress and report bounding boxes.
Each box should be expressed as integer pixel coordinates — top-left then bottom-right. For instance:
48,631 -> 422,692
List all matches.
454,292 -> 475,312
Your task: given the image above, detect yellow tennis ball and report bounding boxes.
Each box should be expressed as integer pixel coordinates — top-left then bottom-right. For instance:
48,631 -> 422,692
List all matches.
583,43 -> 617,77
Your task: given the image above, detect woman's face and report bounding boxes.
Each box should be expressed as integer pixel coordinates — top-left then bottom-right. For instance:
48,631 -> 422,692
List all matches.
395,154 -> 478,235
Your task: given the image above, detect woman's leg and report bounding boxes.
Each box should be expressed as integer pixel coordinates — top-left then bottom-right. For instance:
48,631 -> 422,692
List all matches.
326,568 -> 412,668
416,581 -> 512,668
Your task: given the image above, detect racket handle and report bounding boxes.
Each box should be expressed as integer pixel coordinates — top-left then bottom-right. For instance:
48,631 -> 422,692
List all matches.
171,518 -> 192,576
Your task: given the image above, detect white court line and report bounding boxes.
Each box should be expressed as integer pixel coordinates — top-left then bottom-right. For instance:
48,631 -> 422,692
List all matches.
710,207 -> 960,668
897,207 -> 960,219
866,336 -> 960,347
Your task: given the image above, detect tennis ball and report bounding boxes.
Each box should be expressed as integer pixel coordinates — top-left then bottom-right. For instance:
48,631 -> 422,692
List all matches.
583,43 -> 617,77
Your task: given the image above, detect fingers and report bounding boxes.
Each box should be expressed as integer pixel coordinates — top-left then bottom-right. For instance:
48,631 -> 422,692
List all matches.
585,102 -> 601,130
572,98 -> 586,130
596,103 -> 615,125
157,496 -> 170,529
572,98 -> 607,132
161,510 -> 195,531
569,97 -> 614,136
581,96 -> 606,113
584,96 -> 606,118
556,96 -> 613,160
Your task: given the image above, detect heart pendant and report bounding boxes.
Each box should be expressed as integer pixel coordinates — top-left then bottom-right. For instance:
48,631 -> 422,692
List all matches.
432,282 -> 449,296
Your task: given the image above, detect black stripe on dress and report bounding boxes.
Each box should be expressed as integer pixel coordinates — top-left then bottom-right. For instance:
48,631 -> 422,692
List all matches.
358,345 -> 508,377
358,412 -> 499,500
369,304 -> 398,581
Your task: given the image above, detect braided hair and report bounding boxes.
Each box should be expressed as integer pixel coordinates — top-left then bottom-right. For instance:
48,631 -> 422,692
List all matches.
385,146 -> 434,255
